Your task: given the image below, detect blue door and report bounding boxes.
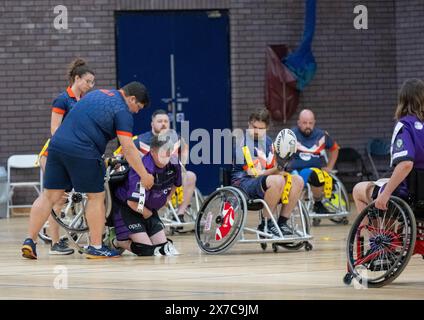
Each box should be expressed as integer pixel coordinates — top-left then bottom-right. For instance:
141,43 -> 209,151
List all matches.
116,10 -> 231,195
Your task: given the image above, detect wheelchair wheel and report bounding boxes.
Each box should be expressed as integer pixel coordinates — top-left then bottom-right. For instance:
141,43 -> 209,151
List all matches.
51,191 -> 89,233
279,201 -> 311,251
346,196 -> 416,288
195,187 -> 246,254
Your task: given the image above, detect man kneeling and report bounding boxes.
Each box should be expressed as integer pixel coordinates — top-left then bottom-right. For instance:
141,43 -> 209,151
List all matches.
112,133 -> 181,256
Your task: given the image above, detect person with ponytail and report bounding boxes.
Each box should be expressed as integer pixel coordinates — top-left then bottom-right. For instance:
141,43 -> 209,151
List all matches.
37,58 -> 95,255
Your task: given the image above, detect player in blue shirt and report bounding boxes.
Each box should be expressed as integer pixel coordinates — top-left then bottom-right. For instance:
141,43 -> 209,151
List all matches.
22,82 -> 152,259
37,58 -> 95,255
288,109 -> 340,213
231,109 -> 304,237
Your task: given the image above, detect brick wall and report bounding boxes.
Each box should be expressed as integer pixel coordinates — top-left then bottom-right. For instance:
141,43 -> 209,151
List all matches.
395,0 -> 424,87
0,0 -> 421,203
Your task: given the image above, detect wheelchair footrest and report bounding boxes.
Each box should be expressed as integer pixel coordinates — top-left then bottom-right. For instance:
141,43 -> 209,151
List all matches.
308,211 -> 350,219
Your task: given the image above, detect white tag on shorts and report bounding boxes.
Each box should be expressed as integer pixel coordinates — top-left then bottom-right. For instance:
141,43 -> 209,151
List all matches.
137,184 -> 146,213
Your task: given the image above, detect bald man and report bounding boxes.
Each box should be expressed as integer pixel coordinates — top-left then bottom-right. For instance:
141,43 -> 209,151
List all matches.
288,109 -> 340,214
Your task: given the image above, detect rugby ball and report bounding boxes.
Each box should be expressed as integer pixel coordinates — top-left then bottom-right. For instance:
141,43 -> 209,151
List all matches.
274,129 -> 297,160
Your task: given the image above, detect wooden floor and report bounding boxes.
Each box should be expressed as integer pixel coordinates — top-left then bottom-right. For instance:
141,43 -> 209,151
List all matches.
1,209 -> 424,300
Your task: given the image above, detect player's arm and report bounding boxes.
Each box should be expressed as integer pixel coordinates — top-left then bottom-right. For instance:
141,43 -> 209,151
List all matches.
51,112 -> 64,136
180,137 -> 189,166
325,147 -> 339,172
51,97 -> 67,136
118,134 -> 154,189
323,132 -> 339,172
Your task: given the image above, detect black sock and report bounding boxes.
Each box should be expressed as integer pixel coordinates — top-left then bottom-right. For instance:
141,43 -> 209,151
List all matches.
278,216 -> 288,224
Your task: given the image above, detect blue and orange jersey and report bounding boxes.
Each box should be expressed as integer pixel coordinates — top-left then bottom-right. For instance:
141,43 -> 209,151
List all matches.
40,87 -> 78,157
49,89 -> 133,159
51,86 -> 78,119
288,127 -> 339,171
231,134 -> 275,183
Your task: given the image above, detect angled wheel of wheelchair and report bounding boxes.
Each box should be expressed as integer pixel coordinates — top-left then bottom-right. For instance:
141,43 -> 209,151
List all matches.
50,191 -> 88,233
346,196 -> 416,288
195,186 -> 247,254
278,201 -> 311,251
38,223 -> 76,244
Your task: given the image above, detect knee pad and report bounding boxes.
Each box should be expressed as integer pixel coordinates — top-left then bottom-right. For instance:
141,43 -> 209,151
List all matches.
145,213 -> 164,237
130,242 -> 155,256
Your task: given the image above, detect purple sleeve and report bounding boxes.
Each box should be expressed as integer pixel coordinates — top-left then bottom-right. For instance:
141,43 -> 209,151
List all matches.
391,124 -> 415,166
115,169 -> 141,202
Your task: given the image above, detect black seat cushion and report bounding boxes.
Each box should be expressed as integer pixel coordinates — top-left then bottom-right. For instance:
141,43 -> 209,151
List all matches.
232,186 -> 264,211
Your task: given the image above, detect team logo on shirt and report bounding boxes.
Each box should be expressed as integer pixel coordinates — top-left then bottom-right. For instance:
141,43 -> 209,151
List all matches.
396,138 -> 403,149
299,153 -> 312,161
415,121 -> 423,130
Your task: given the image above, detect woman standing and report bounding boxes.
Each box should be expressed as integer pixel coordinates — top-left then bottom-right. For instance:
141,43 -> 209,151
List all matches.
38,58 -> 95,255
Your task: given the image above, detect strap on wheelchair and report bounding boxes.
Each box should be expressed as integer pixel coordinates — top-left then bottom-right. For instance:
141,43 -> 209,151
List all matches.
35,138 -> 50,166
311,168 -> 333,198
137,183 -> 146,213
171,186 -> 184,207
242,146 -> 258,177
281,172 -> 292,204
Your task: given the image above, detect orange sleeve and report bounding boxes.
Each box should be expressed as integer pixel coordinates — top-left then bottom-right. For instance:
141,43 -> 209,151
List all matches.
116,130 -> 133,137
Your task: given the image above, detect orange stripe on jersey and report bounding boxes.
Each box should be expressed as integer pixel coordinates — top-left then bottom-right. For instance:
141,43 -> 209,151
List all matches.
116,130 -> 133,137
329,142 -> 339,152
100,89 -> 115,96
52,107 -> 66,115
314,144 -> 326,155
66,86 -> 76,98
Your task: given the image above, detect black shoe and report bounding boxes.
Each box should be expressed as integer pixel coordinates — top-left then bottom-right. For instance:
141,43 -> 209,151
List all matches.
172,214 -> 185,223
313,201 -> 331,214
49,240 -> 74,255
258,219 -> 281,237
278,222 -> 294,236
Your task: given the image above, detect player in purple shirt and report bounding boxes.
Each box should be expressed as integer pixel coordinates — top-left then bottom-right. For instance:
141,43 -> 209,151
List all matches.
112,133 -> 182,256
353,78 -> 424,212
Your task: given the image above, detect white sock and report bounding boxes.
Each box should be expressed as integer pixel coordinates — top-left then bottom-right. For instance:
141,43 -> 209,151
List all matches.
92,245 -> 102,249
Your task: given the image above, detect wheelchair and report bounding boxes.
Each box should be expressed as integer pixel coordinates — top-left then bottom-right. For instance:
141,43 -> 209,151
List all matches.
158,186 -> 204,235
343,169 -> 424,288
300,170 -> 351,226
40,158 -> 128,254
194,168 -> 313,254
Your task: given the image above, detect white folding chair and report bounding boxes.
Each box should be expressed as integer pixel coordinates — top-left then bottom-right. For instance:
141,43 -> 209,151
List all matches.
7,154 -> 42,218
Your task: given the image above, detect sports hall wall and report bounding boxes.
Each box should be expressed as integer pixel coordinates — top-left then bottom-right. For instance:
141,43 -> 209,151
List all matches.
0,0 -> 422,202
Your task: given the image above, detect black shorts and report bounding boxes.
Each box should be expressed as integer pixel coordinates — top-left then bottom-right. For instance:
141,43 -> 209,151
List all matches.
112,201 -> 163,241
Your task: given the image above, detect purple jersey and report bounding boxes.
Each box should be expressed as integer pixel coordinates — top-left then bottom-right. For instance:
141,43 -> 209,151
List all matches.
115,153 -> 182,210
389,115 -> 424,196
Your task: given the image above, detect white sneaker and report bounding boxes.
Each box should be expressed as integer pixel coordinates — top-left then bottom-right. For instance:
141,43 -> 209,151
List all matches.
153,241 -> 181,256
